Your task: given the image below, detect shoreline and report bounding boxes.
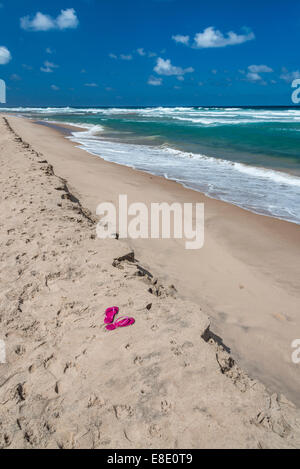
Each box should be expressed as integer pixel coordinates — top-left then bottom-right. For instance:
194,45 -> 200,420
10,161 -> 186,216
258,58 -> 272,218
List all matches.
50,118 -> 300,226
4,112 -> 300,225
1,114 -> 300,448
4,114 -> 300,407
67,121 -> 300,226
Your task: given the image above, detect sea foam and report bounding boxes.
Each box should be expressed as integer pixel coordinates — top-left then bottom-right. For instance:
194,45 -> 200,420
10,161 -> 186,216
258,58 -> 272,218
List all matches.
69,126 -> 300,225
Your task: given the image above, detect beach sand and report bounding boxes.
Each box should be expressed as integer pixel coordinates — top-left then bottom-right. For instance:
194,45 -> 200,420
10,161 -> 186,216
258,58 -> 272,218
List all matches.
1,114 -> 300,449
9,114 -> 300,404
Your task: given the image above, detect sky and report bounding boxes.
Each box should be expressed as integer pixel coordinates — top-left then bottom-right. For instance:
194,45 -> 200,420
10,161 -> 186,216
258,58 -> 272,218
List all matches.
0,0 -> 299,106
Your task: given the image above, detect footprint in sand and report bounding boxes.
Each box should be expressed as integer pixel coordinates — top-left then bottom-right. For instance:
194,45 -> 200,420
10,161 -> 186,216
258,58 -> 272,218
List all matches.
170,339 -> 194,357
0,433 -> 12,449
170,340 -> 183,356
134,356 -> 143,366
149,424 -> 163,439
113,405 -> 134,420
123,424 -> 142,443
15,345 -> 26,356
161,400 -> 172,414
87,393 -> 106,409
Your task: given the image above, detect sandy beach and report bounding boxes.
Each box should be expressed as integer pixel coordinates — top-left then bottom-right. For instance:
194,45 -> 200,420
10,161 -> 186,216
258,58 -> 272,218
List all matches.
1,114 -> 300,449
8,115 -> 300,402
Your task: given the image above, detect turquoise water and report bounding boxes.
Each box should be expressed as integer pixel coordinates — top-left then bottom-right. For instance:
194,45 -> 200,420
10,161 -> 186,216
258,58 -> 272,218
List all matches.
2,106 -> 300,224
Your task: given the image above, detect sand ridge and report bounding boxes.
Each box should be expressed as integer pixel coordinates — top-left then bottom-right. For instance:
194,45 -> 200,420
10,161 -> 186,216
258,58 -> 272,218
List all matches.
1,116 -> 300,449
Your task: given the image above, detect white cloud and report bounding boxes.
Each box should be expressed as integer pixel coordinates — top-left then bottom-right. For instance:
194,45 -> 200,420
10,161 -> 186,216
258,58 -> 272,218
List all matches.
21,12 -> 55,31
246,72 -> 262,82
154,57 -> 194,76
137,48 -> 146,56
137,48 -> 157,58
40,61 -> 58,73
280,68 -> 300,83
20,8 -> 79,31
109,53 -> 133,60
46,47 -> 54,54
0,46 -> 11,65
56,8 -> 79,30
84,83 -> 98,87
51,84 -> 59,91
172,34 -> 190,45
148,76 -> 162,86
246,64 -> 273,82
193,26 -> 255,48
248,64 -> 273,73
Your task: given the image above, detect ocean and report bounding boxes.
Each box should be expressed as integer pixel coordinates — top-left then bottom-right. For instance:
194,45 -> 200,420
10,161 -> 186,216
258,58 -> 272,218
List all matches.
2,106 -> 300,224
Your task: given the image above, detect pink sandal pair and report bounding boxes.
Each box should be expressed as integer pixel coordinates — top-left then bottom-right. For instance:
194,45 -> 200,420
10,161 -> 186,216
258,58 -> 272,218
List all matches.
104,307 -> 135,331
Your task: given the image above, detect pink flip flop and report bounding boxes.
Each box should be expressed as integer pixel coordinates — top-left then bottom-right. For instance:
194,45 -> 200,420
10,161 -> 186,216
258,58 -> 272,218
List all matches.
105,316 -> 135,331
104,306 -> 119,324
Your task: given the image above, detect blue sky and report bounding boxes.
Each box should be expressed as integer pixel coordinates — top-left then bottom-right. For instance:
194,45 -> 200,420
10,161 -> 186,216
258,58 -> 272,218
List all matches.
0,0 -> 299,106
